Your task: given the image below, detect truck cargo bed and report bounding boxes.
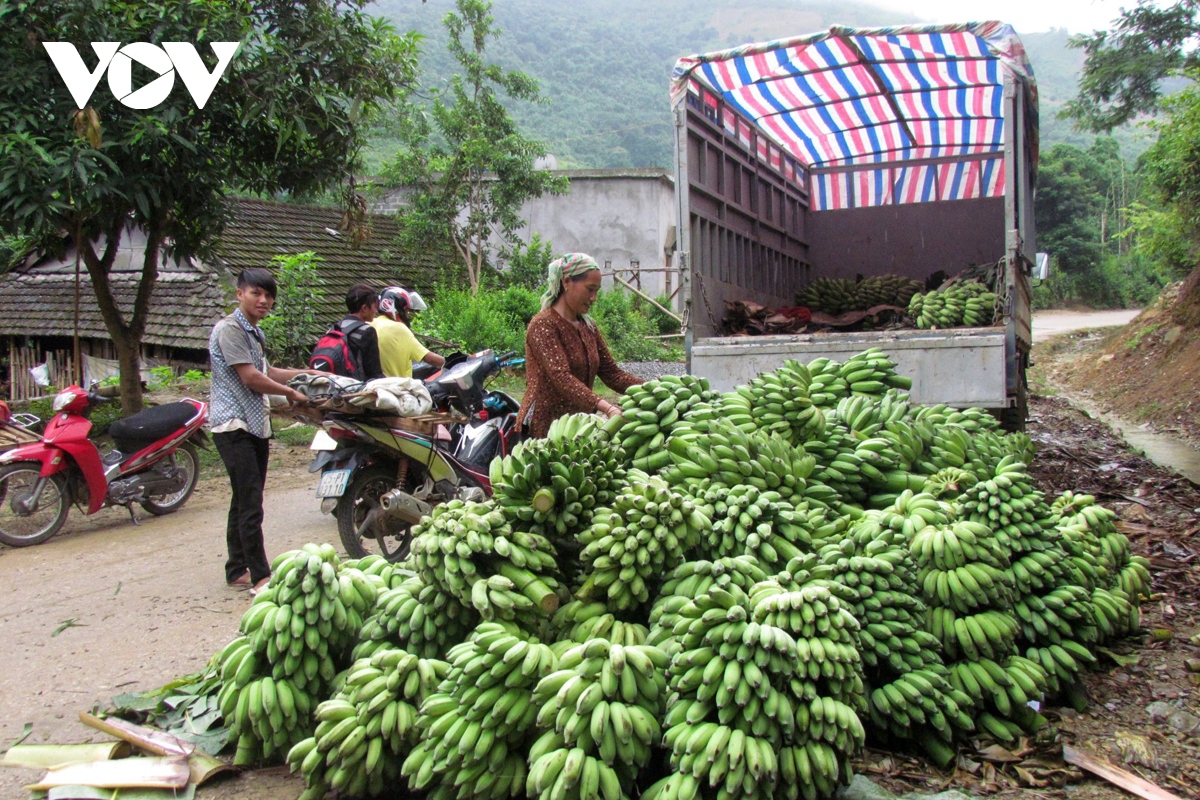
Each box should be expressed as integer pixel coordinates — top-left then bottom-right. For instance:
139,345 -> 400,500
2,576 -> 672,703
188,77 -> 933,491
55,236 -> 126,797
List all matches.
691,327 -> 1008,407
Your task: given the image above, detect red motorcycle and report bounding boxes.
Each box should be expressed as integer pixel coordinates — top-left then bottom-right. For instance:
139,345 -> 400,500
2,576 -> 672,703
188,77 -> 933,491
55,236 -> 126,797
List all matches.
0,386 -> 208,547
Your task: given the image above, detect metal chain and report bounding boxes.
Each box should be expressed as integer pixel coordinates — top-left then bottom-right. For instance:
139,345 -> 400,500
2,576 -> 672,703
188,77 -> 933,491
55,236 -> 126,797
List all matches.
696,271 -> 721,332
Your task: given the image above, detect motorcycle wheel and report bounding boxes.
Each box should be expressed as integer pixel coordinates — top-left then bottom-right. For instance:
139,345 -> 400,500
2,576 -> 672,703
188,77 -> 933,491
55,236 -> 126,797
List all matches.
0,464 -> 70,547
141,441 -> 201,516
336,465 -> 413,562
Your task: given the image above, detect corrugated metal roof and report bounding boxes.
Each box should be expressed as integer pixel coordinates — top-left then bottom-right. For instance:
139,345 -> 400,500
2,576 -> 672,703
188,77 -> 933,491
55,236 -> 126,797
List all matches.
672,22 -> 1038,211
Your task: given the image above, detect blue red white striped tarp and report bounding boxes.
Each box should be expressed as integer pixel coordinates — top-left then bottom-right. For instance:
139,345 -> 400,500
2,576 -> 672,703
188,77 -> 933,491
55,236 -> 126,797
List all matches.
672,22 -> 1037,211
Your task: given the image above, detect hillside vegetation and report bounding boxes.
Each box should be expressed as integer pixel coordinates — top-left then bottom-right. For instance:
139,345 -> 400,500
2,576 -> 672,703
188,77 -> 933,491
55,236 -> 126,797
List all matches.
364,0 -> 1150,172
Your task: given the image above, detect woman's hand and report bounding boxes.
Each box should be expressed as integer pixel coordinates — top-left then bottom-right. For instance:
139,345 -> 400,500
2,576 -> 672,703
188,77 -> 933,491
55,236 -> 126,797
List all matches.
597,400 -> 621,419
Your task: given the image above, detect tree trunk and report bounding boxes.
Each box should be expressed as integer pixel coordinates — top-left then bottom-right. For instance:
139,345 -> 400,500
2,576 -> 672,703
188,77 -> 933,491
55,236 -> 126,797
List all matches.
80,215 -> 163,415
112,332 -> 144,415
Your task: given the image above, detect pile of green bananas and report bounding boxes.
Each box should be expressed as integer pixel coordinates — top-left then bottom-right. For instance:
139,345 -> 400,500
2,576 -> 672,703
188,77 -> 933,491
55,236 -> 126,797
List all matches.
796,275 -> 923,315
215,638 -> 315,765
745,361 -> 826,445
409,499 -> 563,626
357,575 -> 478,661
553,601 -> 650,647
401,622 -> 557,800
909,280 -> 997,329
216,545 -> 377,764
944,654 -> 1050,744
525,638 -> 668,800
1052,491 -> 1151,599
286,646 -> 448,800
831,349 -> 914,398
576,471 -> 710,611
662,418 -> 817,502
490,417 -> 627,538
691,483 -> 815,568
606,376 -> 717,471
648,558 -> 771,653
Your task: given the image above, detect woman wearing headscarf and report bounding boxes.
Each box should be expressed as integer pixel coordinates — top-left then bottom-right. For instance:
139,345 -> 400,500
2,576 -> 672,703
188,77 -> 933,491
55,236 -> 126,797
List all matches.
516,253 -> 643,438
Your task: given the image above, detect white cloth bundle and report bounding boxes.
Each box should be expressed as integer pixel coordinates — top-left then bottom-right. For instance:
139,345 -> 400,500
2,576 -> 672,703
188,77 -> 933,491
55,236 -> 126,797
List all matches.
347,377 -> 433,417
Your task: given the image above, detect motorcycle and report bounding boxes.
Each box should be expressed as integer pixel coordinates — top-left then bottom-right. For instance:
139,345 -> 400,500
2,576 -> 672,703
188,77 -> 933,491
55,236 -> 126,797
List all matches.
309,350 -> 522,561
0,385 -> 208,547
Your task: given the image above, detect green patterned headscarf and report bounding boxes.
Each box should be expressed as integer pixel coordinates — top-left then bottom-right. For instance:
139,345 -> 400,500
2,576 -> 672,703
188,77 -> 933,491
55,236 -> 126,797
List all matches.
542,253 -> 600,328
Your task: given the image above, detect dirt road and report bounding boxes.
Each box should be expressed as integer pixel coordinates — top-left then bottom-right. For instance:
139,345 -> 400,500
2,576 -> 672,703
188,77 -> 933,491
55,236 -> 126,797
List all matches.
0,453 -> 321,799
1031,308 -> 1142,342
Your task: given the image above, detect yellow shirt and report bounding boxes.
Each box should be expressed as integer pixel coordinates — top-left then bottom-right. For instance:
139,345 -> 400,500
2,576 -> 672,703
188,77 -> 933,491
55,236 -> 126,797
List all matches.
372,316 -> 429,378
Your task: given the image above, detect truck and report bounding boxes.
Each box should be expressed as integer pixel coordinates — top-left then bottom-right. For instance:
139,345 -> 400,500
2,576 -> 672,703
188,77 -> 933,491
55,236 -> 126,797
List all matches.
670,22 -> 1040,429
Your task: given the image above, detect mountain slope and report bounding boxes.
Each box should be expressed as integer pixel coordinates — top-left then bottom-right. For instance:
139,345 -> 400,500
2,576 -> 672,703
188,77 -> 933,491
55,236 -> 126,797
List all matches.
365,0 -> 1144,171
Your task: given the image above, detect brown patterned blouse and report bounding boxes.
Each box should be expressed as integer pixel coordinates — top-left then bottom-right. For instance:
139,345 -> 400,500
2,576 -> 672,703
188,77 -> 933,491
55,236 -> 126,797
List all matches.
517,308 -> 643,438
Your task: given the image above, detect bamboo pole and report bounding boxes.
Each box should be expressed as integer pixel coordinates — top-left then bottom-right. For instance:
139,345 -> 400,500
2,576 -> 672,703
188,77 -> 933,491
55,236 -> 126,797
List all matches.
611,274 -> 683,323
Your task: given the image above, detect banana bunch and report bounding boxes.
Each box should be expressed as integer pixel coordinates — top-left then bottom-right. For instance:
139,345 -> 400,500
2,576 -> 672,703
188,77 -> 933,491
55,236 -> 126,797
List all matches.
647,557 -> 771,651
749,580 -> 870,715
957,456 -> 1045,552
237,545 -> 374,693
662,418 -> 816,498
796,277 -> 859,315
944,654 -> 1049,741
548,412 -> 607,443
525,638 -> 668,800
349,554 -> 404,590
1051,491 -> 1139,592
796,275 -> 922,315
402,622 -> 557,800
1091,586 -> 1141,641
745,361 -> 826,445
802,421 -> 868,504
690,483 -> 814,568
1025,642 -> 1098,697
553,602 -> 650,646
910,403 -> 1000,436
606,376 -> 716,471
287,647 -> 448,800
909,280 -> 995,329
854,274 -> 924,310
409,499 -> 563,626
912,523 -> 1015,612
866,669 -> 975,754
359,575 -> 478,660
922,467 -> 978,499
809,542 -> 938,675
876,491 -> 954,538
215,637 -> 317,766
805,358 -> 851,408
1012,584 -> 1097,647
836,349 -> 914,396
490,429 -> 627,538
662,588 -> 796,800
576,472 -> 710,610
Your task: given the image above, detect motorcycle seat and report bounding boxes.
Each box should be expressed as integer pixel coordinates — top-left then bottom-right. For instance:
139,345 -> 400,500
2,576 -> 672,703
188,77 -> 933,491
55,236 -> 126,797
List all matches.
108,402 -> 197,453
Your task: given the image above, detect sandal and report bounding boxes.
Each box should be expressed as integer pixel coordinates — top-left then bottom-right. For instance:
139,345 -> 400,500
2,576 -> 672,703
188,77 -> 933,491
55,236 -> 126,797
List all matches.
227,570 -> 251,588
248,576 -> 271,597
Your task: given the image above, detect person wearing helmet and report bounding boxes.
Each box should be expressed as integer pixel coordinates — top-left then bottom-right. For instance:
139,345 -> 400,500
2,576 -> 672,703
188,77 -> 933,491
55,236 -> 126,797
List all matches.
372,286 -> 445,378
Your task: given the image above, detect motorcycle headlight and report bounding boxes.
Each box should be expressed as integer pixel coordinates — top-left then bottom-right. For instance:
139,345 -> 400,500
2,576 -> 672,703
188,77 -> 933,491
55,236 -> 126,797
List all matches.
52,389 -> 80,412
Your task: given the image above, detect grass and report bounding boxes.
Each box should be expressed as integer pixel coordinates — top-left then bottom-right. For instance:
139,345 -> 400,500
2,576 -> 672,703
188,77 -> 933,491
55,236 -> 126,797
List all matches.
273,422 -> 319,447
1125,322 -> 1165,351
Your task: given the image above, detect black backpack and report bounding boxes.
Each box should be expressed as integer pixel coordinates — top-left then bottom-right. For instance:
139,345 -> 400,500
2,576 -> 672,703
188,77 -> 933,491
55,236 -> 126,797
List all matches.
309,319 -> 367,379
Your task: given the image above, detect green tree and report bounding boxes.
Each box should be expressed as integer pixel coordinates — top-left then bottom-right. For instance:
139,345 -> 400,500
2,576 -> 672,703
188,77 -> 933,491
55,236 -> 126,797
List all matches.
500,233 -> 555,291
1065,0 -> 1200,131
0,0 -> 418,412
384,0 -> 567,295
260,252 -> 327,367
1035,144 -> 1107,276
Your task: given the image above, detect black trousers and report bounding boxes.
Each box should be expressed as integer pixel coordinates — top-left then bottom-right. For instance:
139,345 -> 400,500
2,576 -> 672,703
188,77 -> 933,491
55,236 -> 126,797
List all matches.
213,429 -> 271,583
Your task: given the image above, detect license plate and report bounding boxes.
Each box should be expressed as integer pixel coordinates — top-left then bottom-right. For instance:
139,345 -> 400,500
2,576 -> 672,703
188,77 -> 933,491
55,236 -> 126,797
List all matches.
316,468 -> 352,498
310,430 -> 338,451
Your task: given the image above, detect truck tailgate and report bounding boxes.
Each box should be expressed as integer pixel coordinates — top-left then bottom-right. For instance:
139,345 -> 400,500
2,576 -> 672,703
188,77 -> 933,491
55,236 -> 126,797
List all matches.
691,328 -> 1008,407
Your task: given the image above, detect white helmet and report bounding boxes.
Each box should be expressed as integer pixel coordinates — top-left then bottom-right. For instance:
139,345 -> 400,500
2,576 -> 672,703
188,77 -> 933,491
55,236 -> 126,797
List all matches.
379,286 -> 427,319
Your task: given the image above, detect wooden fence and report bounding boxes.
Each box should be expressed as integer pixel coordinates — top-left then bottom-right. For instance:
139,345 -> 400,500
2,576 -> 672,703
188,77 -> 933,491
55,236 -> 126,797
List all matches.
8,343 -> 77,402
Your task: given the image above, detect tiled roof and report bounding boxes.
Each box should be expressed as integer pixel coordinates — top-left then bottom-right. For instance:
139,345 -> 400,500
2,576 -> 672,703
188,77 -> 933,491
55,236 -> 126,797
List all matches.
212,198 -> 457,332
0,271 -> 228,350
0,198 -> 457,349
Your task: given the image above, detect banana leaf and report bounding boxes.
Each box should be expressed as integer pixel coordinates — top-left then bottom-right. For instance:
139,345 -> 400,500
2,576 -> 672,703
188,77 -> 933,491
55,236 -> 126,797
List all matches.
25,757 -> 189,791
2,743 -> 131,770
